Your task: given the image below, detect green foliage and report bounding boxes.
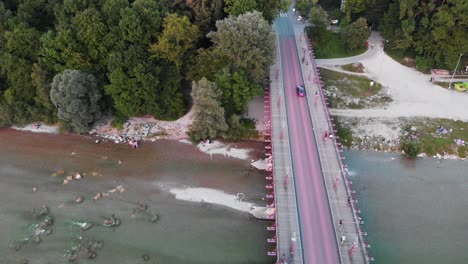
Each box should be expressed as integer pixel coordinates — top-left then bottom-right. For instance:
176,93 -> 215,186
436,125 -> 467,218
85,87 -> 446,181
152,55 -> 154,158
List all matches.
224,115 -> 259,140
215,69 -> 262,117
345,0 -> 373,16
111,114 -> 127,130
188,48 -> 230,81
415,56 -> 432,73
401,139 -> 422,158
224,0 -> 257,17
208,11 -> 275,84
189,78 -> 228,141
458,146 -> 467,159
149,14 -> 200,69
306,26 -> 365,58
295,0 -> 316,16
343,17 -> 369,52
334,118 -> 354,147
383,0 -> 468,69
50,69 -> 102,133
308,5 -> 329,28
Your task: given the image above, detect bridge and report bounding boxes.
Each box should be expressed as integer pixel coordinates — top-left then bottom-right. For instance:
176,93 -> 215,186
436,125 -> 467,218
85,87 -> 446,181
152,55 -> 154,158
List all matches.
261,10 -> 374,264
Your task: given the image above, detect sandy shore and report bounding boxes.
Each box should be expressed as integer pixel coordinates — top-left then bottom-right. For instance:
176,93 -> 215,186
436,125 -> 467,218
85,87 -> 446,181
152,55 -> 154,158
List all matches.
168,186 -> 254,212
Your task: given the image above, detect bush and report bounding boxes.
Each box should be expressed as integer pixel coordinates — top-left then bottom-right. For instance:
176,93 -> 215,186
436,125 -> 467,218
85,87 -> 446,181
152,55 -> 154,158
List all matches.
335,121 -> 353,148
111,114 -> 127,130
415,56 -> 432,73
224,115 -> 258,141
458,146 -> 467,158
401,140 -> 422,158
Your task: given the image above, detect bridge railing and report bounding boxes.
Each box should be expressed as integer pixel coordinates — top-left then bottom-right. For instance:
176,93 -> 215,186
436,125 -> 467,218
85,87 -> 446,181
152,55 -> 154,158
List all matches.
303,29 -> 373,263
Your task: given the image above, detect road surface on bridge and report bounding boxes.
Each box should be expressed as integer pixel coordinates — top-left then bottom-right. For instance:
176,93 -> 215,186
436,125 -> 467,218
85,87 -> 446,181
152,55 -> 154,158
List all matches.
275,15 -> 340,264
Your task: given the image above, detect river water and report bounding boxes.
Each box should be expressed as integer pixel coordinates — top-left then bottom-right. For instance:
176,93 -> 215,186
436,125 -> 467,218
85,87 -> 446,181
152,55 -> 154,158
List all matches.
0,129 -> 273,264
2,129 -> 467,264
345,150 -> 468,264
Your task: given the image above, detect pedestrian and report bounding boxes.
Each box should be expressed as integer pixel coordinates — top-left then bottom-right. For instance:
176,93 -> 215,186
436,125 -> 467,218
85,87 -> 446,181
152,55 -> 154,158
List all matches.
302,56 -> 305,63
306,60 -> 309,66
341,235 -> 346,245
429,77 -> 433,82
315,90 -> 318,103
347,197 -> 351,206
371,44 -> 374,49
339,219 -> 343,230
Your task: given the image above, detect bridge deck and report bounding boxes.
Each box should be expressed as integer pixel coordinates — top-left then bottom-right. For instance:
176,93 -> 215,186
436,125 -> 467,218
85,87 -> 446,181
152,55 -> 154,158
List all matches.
269,10 -> 370,264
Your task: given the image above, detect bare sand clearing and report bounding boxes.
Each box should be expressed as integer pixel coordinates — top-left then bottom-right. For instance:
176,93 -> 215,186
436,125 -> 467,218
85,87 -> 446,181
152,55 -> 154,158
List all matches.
317,32 -> 468,147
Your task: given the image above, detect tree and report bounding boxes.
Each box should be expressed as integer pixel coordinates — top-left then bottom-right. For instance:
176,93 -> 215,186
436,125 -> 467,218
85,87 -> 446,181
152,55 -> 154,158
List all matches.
71,8 -> 108,62
207,11 -> 275,84
343,17 -> 369,51
387,0 -> 468,69
224,0 -> 257,17
308,5 -> 329,28
187,47 -> 230,82
149,14 -> 200,70
215,69 -> 262,117
345,0 -> 373,16
295,0 -> 316,16
50,69 -> 102,133
190,77 -> 227,141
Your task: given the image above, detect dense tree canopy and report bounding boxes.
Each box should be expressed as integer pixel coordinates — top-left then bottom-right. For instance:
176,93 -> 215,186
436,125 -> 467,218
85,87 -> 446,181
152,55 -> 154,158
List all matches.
149,14 -> 200,70
0,0 -> 279,140
382,0 -> 468,69
207,11 -> 276,84
50,69 -> 101,133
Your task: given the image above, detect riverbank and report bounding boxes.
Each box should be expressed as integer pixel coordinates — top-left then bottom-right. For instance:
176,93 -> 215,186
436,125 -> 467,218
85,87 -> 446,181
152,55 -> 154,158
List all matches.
316,32 -> 468,160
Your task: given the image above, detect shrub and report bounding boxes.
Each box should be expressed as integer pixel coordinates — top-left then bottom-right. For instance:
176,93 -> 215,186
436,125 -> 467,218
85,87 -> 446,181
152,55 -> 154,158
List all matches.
415,56 -> 432,73
401,140 -> 422,158
458,146 -> 467,158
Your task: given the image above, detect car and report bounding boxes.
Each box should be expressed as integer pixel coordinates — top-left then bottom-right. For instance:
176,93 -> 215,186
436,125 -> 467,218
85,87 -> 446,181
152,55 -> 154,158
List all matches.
296,85 -> 305,97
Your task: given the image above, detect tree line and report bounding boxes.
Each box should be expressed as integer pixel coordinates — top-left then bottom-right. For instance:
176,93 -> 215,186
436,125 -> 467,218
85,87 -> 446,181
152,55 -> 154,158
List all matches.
0,0 -> 279,139
344,0 -> 467,71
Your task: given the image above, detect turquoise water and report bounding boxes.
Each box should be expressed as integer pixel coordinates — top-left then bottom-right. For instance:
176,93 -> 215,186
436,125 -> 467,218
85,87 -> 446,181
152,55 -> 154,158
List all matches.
345,150 -> 468,264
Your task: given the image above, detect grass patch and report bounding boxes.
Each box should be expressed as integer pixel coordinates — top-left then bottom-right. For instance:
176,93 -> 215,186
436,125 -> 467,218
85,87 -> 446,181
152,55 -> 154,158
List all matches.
386,48 -> 416,68
341,63 -> 365,73
319,67 -> 391,109
434,82 -> 450,89
306,27 -> 366,59
333,116 -> 354,148
402,118 -> 468,156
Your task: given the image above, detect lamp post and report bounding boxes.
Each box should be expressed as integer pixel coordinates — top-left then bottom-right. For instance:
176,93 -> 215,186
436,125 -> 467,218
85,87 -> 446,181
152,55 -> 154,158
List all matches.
449,53 -> 463,89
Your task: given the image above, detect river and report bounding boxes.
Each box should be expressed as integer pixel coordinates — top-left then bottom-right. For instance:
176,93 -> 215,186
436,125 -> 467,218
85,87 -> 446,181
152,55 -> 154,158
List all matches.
2,129 -> 467,263
0,129 -> 273,264
345,150 -> 468,264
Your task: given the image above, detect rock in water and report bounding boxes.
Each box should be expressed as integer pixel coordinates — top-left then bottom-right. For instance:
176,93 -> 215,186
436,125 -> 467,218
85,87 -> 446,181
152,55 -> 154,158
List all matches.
33,236 -> 41,244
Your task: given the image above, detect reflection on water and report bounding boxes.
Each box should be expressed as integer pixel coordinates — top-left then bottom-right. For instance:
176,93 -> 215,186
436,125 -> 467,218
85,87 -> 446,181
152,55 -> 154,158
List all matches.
0,129 -> 273,264
345,150 -> 468,264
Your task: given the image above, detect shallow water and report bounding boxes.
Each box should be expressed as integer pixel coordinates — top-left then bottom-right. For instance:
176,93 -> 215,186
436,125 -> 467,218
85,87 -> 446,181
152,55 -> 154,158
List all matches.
0,129 -> 273,264
345,150 -> 468,264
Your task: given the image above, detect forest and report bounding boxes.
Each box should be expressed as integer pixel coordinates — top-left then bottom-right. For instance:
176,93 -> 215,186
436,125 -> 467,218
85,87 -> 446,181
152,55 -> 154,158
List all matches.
0,0 -> 281,138
310,0 -> 467,71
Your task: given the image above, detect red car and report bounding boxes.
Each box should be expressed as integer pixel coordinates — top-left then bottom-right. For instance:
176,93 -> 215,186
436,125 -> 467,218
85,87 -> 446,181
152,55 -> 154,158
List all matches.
296,85 -> 305,97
